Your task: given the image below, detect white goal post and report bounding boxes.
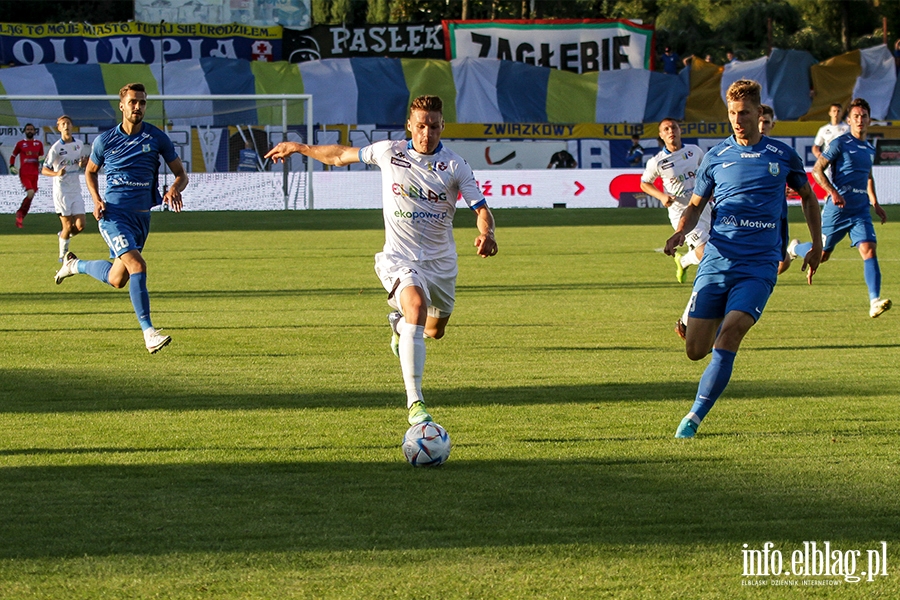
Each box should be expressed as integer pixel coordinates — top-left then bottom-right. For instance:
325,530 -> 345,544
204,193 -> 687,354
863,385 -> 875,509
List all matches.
0,93 -> 315,211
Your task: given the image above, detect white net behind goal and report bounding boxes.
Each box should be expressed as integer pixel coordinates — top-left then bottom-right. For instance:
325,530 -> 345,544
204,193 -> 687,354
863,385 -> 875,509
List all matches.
0,94 -> 314,211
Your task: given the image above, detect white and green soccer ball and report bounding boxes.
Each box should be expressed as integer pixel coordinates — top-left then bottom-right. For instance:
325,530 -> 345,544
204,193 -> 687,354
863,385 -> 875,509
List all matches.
402,422 -> 451,467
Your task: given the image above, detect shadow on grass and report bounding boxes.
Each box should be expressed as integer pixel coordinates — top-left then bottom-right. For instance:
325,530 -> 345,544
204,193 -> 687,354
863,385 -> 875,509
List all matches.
0,456 -> 895,560
11,206 -> 900,236
2,208 -> 676,237
0,368 -> 891,414
3,278 -> 681,311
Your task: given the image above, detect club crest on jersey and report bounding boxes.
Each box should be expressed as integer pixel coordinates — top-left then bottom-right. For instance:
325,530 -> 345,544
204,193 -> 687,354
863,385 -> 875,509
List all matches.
768,162 -> 780,176
428,162 -> 448,172
142,144 -> 151,153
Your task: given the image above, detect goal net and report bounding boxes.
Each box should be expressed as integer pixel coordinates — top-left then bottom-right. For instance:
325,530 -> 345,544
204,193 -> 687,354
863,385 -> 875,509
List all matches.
0,94 -> 314,213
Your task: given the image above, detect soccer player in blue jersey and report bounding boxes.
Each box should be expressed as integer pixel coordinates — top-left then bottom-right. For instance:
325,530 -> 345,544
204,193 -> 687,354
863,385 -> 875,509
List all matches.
664,79 -> 823,439
790,98 -> 890,318
54,82 -> 188,353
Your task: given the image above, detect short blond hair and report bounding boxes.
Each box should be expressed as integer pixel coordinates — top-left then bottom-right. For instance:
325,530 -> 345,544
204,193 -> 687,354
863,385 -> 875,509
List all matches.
56,114 -> 72,125
726,79 -> 761,106
410,95 -> 443,116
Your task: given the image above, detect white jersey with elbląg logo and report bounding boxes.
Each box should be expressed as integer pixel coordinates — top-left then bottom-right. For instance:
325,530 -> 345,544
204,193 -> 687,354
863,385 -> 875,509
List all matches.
359,139 -> 486,261
642,143 -> 709,229
45,137 -> 86,203
814,122 -> 849,152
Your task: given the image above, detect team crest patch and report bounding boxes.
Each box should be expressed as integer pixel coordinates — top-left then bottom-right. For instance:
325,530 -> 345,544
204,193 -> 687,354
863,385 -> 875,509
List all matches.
142,144 -> 151,153
768,162 -> 780,176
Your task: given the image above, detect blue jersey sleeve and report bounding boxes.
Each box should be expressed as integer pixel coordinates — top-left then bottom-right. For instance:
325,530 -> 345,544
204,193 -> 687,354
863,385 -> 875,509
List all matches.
692,146 -> 719,199
155,128 -> 178,164
90,135 -> 106,167
785,148 -> 808,192
821,134 -> 843,164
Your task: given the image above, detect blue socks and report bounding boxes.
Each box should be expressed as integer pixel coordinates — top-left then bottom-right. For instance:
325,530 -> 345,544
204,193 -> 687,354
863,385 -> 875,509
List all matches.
76,260 -> 154,330
689,348 -> 736,422
863,257 -> 881,301
793,241 -> 813,258
128,272 -> 154,331
77,259 -> 113,285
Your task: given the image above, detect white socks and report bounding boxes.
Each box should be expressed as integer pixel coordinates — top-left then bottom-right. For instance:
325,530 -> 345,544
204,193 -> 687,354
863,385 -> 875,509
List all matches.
399,321 -> 426,408
680,248 -> 702,268
58,232 -> 69,258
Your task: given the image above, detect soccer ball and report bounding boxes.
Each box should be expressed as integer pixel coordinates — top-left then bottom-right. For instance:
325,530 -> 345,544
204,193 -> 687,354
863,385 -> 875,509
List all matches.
402,422 -> 451,467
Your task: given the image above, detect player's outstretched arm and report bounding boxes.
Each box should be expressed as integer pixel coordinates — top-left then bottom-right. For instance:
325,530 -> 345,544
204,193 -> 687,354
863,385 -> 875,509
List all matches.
265,142 -> 360,167
163,158 -> 188,213
84,159 -> 106,221
474,206 -> 498,258
796,183 -> 823,285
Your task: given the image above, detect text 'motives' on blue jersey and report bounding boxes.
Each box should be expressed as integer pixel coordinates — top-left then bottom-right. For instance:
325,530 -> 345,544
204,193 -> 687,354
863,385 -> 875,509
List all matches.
90,122 -> 178,212
694,135 -> 807,262
821,132 -> 875,216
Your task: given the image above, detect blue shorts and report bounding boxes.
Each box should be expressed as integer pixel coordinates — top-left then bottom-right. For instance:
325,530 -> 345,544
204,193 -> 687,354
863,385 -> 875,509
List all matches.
98,209 -> 151,259
822,206 -> 876,252
690,256 -> 777,323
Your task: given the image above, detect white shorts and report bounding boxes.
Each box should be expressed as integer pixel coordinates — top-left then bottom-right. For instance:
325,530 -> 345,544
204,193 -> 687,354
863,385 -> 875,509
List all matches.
54,190 -> 85,217
669,202 -> 711,252
374,252 -> 458,319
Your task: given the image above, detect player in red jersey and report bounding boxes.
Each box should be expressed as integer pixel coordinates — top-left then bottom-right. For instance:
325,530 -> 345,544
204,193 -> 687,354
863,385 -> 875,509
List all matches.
10,123 -> 44,228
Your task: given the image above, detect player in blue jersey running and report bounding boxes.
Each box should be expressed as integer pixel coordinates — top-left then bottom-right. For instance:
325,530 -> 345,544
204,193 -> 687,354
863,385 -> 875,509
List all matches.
54,82 -> 188,353
664,79 -> 823,439
789,98 -> 890,318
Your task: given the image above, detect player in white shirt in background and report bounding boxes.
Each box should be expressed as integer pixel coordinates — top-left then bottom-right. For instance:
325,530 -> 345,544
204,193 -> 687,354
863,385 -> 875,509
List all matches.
266,95 -> 498,427
640,117 -> 711,339
812,103 -> 849,159
42,115 -> 88,262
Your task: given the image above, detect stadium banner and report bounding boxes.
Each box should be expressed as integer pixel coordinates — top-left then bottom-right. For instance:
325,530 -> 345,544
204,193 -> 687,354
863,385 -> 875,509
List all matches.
0,22 -> 282,66
276,166 -> 900,210
3,167 -> 900,213
283,23 -> 444,62
135,0 -> 311,29
443,19 -> 654,73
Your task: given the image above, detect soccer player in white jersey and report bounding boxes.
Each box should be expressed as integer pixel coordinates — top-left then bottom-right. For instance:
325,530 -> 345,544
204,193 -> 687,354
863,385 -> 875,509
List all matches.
266,95 -> 498,426
812,103 -> 849,159
42,115 -> 88,261
640,118 -> 709,339
641,118 -> 710,284
664,79 -> 822,439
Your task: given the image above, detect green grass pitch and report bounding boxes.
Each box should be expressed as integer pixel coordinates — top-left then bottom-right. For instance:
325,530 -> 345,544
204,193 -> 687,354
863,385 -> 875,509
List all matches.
1,207 -> 898,599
